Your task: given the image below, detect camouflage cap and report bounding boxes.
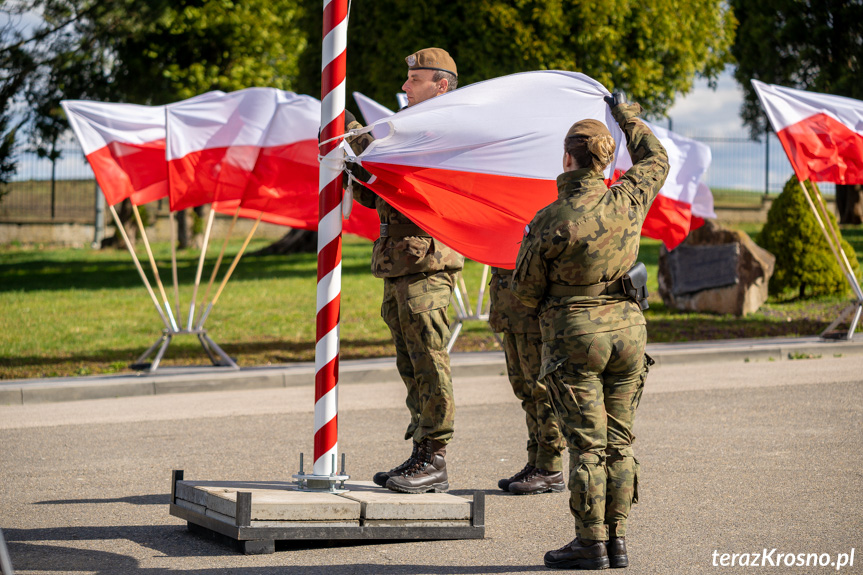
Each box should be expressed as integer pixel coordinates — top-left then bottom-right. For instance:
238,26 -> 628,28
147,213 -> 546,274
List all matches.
565,119 -> 611,140
405,47 -> 457,77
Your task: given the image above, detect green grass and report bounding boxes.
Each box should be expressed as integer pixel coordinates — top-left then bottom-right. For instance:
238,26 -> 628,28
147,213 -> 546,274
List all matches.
1,226 -> 860,380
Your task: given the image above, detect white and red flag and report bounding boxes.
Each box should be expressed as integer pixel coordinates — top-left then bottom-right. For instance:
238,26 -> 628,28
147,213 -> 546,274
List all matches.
61,92 -> 223,206
169,88 -> 379,240
752,80 -> 863,185
350,73 -> 713,265
618,122 -> 714,248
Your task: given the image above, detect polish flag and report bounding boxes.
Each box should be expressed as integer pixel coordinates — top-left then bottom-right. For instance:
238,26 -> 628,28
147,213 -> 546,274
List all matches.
209,92 -> 379,240
752,80 -> 863,185
61,92 -> 223,206
618,122 -> 714,249
167,87 -> 283,211
351,73 -> 710,266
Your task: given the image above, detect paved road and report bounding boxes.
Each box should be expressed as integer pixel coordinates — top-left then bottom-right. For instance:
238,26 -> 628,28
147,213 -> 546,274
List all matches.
2,355 -> 861,574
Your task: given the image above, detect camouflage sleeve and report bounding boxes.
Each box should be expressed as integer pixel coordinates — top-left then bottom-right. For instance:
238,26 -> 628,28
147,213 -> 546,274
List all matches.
345,120 -> 377,208
511,222 -> 549,309
610,103 -> 670,208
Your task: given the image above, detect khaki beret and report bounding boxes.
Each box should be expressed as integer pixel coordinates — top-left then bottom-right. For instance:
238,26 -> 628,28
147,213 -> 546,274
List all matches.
405,47 -> 457,77
566,119 -> 611,140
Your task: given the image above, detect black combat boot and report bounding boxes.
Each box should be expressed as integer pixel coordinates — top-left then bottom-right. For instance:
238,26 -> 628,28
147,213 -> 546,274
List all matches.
508,467 -> 565,495
373,442 -> 419,487
606,537 -> 628,568
498,463 -> 534,491
544,536 -> 610,570
385,438 -> 449,494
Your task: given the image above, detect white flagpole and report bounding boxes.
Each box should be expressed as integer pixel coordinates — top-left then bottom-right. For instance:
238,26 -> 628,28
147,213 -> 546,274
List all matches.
187,207 -> 216,330
108,204 -> 171,330
196,212 -> 262,329
196,205 -> 241,327
169,211 -> 181,322
132,205 -> 179,331
797,180 -> 863,302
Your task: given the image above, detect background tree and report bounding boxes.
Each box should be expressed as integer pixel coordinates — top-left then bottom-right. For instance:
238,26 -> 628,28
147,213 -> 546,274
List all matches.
296,0 -> 736,118
731,0 -> 863,223
4,0 -> 306,245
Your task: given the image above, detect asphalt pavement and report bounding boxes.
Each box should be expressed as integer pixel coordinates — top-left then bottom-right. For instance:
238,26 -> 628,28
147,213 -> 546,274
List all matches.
1,337 -> 862,574
2,334 -> 863,405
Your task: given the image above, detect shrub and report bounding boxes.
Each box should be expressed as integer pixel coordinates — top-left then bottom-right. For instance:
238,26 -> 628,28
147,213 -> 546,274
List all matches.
761,175 -> 860,298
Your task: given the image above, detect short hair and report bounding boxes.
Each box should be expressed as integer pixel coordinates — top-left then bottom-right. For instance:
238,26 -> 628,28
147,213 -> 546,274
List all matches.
432,70 -> 458,92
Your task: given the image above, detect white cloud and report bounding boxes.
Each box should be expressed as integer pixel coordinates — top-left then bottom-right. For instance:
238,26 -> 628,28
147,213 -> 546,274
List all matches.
667,67 -> 747,136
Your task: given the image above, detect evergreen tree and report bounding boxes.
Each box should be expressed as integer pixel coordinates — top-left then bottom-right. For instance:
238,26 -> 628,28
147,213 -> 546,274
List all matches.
761,175 -> 860,298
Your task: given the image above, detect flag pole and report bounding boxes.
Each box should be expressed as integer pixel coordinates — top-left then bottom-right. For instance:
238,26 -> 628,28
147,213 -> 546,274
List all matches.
797,180 -> 863,301
797,180 -> 863,338
195,212 -> 262,329
132,205 -> 179,331
196,205 -> 241,327
808,181 -> 862,296
108,204 -> 171,330
307,0 -> 349,484
169,211 -> 181,324
187,207 -> 216,330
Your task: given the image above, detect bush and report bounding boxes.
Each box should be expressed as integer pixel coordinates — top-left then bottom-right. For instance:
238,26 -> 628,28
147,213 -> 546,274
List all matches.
761,175 -> 860,298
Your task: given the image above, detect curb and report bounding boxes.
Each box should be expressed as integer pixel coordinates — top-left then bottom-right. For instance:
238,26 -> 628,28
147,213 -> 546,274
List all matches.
1,336 -> 861,406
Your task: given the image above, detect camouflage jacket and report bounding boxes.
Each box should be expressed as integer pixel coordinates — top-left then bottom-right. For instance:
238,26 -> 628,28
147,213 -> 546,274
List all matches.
488,268 -> 540,334
511,103 -> 669,338
347,120 -> 465,278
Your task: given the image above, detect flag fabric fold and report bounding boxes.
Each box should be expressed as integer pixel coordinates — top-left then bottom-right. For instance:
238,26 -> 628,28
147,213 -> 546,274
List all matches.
752,79 -> 863,185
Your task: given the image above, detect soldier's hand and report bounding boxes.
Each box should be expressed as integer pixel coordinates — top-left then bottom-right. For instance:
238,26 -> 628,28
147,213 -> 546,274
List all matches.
604,91 -> 627,108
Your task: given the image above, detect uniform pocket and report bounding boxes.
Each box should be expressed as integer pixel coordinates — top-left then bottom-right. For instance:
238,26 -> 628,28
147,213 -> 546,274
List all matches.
407,287 -> 450,314
632,457 -> 640,505
401,236 -> 432,259
569,463 -> 593,513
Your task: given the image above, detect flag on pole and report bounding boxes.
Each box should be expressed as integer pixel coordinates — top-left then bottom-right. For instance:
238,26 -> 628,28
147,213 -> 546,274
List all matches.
61,92 -> 223,206
206,91 -> 379,240
351,74 -> 713,265
752,80 -> 863,185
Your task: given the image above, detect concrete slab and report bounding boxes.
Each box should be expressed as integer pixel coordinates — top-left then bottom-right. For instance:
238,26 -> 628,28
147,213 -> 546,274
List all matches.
176,480 -> 361,521
338,481 -> 471,520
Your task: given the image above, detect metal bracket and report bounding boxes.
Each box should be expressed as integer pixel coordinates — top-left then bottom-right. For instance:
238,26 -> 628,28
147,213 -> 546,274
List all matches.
820,300 -> 863,340
448,265 -> 495,353
131,328 -> 239,372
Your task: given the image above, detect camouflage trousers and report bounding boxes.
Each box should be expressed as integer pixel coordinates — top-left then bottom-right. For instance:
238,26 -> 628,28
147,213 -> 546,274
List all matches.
503,332 -> 565,472
542,325 -> 649,541
382,271 -> 456,445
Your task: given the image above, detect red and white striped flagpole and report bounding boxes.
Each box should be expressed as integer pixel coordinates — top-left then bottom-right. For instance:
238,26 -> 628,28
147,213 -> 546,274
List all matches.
313,0 -> 348,478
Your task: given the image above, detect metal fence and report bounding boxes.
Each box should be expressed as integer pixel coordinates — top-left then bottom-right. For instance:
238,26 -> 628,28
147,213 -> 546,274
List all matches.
0,132 -> 834,224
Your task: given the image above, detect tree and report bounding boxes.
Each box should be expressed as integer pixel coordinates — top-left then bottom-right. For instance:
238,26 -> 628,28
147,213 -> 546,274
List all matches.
761,175 -> 859,299
731,0 -> 863,223
4,0 -> 306,244
296,0 -> 736,118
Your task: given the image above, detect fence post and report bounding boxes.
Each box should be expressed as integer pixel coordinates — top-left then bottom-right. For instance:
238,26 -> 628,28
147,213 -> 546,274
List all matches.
93,181 -> 105,248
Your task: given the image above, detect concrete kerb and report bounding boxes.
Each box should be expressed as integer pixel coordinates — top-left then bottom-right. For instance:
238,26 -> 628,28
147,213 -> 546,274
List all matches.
1,335 -> 861,406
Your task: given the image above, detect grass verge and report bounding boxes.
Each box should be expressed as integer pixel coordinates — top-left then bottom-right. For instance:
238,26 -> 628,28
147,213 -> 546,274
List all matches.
1,225 -> 860,380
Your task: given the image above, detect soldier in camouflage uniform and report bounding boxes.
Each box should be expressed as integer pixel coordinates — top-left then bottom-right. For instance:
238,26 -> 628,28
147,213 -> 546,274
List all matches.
512,94 -> 668,570
489,267 -> 566,494
346,48 -> 464,494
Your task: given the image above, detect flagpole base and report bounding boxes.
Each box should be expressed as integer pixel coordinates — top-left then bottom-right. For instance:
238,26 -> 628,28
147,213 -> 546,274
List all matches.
820,300 -> 863,341
130,328 -> 239,373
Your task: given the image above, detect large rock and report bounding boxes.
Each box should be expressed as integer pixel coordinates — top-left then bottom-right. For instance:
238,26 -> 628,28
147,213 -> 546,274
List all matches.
657,220 -> 775,316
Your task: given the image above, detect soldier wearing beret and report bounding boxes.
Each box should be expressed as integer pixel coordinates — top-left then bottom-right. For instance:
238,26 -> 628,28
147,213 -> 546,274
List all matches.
512,94 -> 669,569
345,48 -> 463,494
489,267 -> 566,495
